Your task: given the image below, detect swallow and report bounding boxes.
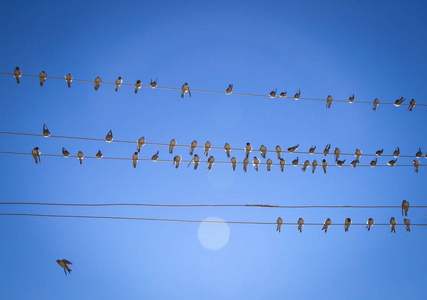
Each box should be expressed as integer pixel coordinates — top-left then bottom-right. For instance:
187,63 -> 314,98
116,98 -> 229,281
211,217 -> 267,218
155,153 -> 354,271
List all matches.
77,151 -> 84,165
245,143 -> 252,158
43,124 -> 50,137
355,149 -> 362,162
169,139 -> 176,154
32,147 -> 41,164
137,137 -> 145,153
151,151 -> 159,162
94,77 -> 101,91
375,149 -> 383,156
279,91 -> 287,98
288,144 -> 299,153
390,217 -> 397,233
280,158 -> 286,172
39,71 -> 47,87
348,94 -> 355,103
366,218 -> 375,231
226,84 -> 233,95
301,160 -> 310,172
14,67 -> 22,84
57,259 -> 72,276
298,218 -> 304,232
415,148 -> 422,158
275,145 -> 282,159
276,217 -> 283,232
321,159 -> 328,174
252,156 -> 260,171
373,98 -> 379,111
312,160 -> 318,173
95,150 -> 103,159
322,218 -> 331,233
260,145 -> 267,159
402,200 -> 409,216
326,95 -> 333,108
269,89 -> 277,98
135,80 -> 142,94
173,155 -> 181,169
370,158 -> 377,167
408,99 -> 416,111
150,77 -> 157,88
204,141 -> 212,157
115,77 -> 123,92
350,159 -> 358,168
393,147 -> 400,157
189,140 -> 198,155
404,218 -> 411,232
181,83 -> 191,98
323,144 -> 331,156
243,157 -> 249,172
65,74 -> 72,88
292,157 -> 299,166
309,146 -> 316,154
394,97 -> 405,107
266,159 -> 272,171
334,148 -> 340,162
387,159 -> 397,166
230,157 -> 237,171
62,148 -> 70,158
188,154 -> 200,170
132,152 -> 139,168
414,160 -> 420,173
224,143 -> 231,158
345,218 -> 352,232
207,156 -> 215,170
336,159 -> 346,167
294,89 -> 301,100
105,130 -> 113,142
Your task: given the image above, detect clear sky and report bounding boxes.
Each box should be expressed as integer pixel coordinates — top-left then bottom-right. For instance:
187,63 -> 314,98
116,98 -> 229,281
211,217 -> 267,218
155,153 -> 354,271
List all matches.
0,0 -> 426,299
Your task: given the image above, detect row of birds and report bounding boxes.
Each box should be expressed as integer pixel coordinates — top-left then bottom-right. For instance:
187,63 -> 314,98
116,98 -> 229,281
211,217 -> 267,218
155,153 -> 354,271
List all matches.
11,67 -> 418,110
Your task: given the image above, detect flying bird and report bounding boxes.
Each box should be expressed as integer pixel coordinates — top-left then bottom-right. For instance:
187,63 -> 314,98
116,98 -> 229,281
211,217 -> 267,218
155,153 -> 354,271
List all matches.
321,159 -> 328,174
373,98 -> 379,111
169,139 -> 176,154
402,200 -> 409,216
105,130 -> 113,142
404,219 -> 411,232
390,217 -> 397,233
224,143 -> 231,158
415,148 -> 422,158
348,94 -> 355,103
266,159 -> 273,171
413,160 -> 420,173
245,143 -> 252,158
312,160 -> 318,173
204,141 -> 212,157
334,147 -> 341,162
181,83 -> 191,98
393,147 -> 400,157
345,218 -> 352,232
39,71 -> 47,87
65,74 -> 72,88
150,78 -> 157,88
323,144 -> 331,156
309,145 -> 316,154
135,80 -> 142,94
32,147 -> 41,164
243,157 -> 249,172
322,218 -> 331,233
326,95 -> 333,108
336,159 -> 346,167
260,145 -> 267,159
387,159 -> 397,167
94,77 -> 101,91
151,151 -> 159,162
95,150 -> 103,159
132,152 -> 139,168
355,149 -> 362,162
394,97 -> 405,107
230,157 -> 237,171
57,259 -> 72,276
115,77 -> 123,92
137,137 -> 145,153
279,158 -> 286,172
298,218 -> 304,232
14,67 -> 22,84
292,157 -> 299,166
366,218 -> 375,231
288,144 -> 299,153
408,99 -> 416,111
294,89 -> 301,100
252,156 -> 260,171
207,156 -> 215,171
370,158 -> 377,167
301,160 -> 310,172
226,84 -> 233,94
62,147 -> 70,158
276,217 -> 283,233
279,91 -> 287,98
173,155 -> 182,169
188,154 -> 200,170
189,140 -> 198,155
275,145 -> 282,159
77,151 -> 84,165
375,149 -> 383,156
269,89 -> 277,98
43,124 -> 50,137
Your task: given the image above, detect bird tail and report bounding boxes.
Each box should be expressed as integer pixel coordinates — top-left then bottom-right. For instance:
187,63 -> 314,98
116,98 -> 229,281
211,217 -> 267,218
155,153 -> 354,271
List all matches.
227,152 -> 230,158
68,82 -> 71,88
115,86 -> 118,92
40,81 -> 43,87
79,159 -> 82,165
232,165 -> 235,171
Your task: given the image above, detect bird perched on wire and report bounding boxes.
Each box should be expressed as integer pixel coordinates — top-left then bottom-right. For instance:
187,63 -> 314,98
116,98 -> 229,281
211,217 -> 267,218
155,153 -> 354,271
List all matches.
137,137 -> 145,153
413,160 -> 420,173
366,218 -> 375,231
394,97 -> 405,107
390,217 -> 397,233
312,160 -> 318,173
372,98 -> 379,111
151,151 -> 159,162
294,89 -> 301,100
94,77 -> 101,91
173,155 -> 181,169
115,77 -> 123,92
188,154 -> 200,170
288,144 -> 299,153
57,259 -> 72,276
334,148 -> 340,162
266,159 -> 272,171
169,139 -> 176,154
370,158 -> 377,167
408,99 -> 416,111
298,218 -> 304,232
309,145 -> 316,154
230,157 -> 237,171
387,159 -> 397,167
321,159 -> 328,174
301,160 -> 310,172
204,141 -> 212,157
322,218 -> 331,233
14,67 -> 22,84
252,157 -> 260,171
207,156 -> 215,171
280,158 -> 286,172
243,157 -> 249,172
402,200 -> 409,216
276,217 -> 283,233
269,89 -> 277,98
135,80 -> 142,94
132,152 -> 139,168
244,142 -> 252,158
345,218 -> 352,232
150,78 -> 157,88
323,144 -> 331,156
39,71 -> 47,87
404,219 -> 411,232
375,149 -> 383,156
348,95 -> 355,103
77,151 -> 84,165
189,140 -> 198,155
275,145 -> 282,159
393,147 -> 400,157
65,74 -> 72,88
32,147 -> 41,164
326,95 -> 333,108
95,150 -> 103,159
355,149 -> 362,162
43,124 -> 50,137
224,143 -> 231,158
279,91 -> 287,98
336,159 -> 346,167
62,147 -> 70,158
259,145 -> 267,159
415,148 -> 422,158
292,157 -> 299,166
181,83 -> 191,98
350,159 -> 358,168
105,130 -> 113,142
226,84 -> 233,94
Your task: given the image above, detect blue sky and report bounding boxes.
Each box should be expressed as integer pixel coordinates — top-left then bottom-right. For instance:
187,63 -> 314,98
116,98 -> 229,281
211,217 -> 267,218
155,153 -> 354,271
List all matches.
0,0 -> 426,299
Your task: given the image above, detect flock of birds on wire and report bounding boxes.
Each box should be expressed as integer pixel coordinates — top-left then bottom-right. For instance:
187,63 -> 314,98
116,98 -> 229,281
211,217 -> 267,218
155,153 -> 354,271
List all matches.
7,67 -> 421,111
28,125 -> 425,173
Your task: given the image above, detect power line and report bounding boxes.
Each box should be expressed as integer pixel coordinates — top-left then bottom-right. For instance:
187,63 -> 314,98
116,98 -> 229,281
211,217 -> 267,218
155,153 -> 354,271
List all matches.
0,151 -> 424,168
1,202 -> 426,209
1,71 -> 425,108
0,131 -> 425,159
0,213 -> 425,227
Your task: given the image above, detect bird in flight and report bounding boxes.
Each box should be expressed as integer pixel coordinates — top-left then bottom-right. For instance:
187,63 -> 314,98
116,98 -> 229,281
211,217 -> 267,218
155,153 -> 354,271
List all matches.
57,259 -> 72,276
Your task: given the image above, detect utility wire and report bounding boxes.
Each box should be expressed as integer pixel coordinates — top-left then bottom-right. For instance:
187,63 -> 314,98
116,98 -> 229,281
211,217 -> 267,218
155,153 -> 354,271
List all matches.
0,131 -> 425,159
1,71 -> 425,108
0,151 -> 423,168
0,213 -> 425,226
